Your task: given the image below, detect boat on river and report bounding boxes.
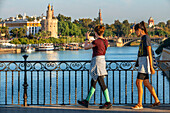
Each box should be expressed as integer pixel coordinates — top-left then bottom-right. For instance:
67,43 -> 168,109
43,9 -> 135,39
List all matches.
36,43 -> 54,51
25,46 -> 35,53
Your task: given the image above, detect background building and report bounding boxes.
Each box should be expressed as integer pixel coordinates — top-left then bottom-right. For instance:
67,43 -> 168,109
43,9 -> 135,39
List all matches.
99,9 -> 103,25
41,4 -> 58,38
0,14 -> 41,36
148,17 -> 154,28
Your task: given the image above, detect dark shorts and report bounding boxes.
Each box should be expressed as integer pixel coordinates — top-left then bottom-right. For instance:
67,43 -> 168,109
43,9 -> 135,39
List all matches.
137,73 -> 149,80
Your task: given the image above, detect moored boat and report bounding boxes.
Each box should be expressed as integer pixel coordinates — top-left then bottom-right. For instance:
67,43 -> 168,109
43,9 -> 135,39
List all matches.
36,43 -> 54,51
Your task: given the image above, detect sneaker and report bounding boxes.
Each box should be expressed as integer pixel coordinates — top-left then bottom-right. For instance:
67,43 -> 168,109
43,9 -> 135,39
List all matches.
99,102 -> 112,109
131,104 -> 143,109
78,100 -> 89,108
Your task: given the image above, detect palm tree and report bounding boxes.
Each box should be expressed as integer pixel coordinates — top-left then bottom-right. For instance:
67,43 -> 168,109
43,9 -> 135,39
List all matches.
23,25 -> 28,36
4,27 -> 10,39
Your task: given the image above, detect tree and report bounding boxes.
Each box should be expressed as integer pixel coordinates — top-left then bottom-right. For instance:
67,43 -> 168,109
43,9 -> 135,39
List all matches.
0,27 -> 2,39
10,27 -> 26,38
155,29 -> 167,37
28,17 -> 35,21
0,27 -> 10,39
18,14 -> 23,19
58,21 -> 69,36
123,20 -> 129,26
5,27 -> 10,39
10,38 -> 21,44
36,17 -> 41,21
28,33 -> 34,39
57,14 -> 71,21
122,20 -> 130,37
166,20 -> 170,28
158,22 -> 166,28
114,20 -> 123,37
104,29 -> 113,37
78,18 -> 92,28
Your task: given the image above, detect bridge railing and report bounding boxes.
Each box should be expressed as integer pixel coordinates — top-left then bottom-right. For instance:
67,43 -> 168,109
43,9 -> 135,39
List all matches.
0,55 -> 169,106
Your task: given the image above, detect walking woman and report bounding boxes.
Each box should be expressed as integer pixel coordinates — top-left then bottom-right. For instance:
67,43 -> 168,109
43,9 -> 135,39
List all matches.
78,25 -> 112,109
132,21 -> 160,109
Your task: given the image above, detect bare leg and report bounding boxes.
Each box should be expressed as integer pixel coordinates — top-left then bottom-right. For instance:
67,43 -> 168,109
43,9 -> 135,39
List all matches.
136,79 -> 144,105
143,79 -> 160,103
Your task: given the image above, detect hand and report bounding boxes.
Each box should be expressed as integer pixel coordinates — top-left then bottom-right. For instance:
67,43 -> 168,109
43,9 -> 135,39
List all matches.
150,67 -> 155,75
85,31 -> 90,40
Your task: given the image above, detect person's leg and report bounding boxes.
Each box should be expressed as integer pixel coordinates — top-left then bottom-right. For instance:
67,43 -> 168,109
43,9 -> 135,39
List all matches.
78,78 -> 97,107
85,78 -> 97,102
143,79 -> 160,103
98,76 -> 112,109
98,76 -> 111,103
132,78 -> 144,109
136,78 -> 144,106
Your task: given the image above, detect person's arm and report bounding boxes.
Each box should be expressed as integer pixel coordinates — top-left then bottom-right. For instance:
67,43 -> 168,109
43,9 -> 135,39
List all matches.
147,46 -> 155,74
84,32 -> 95,50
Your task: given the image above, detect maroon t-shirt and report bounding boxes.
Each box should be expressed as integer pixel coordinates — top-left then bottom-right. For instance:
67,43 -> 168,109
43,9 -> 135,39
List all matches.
92,38 -> 108,58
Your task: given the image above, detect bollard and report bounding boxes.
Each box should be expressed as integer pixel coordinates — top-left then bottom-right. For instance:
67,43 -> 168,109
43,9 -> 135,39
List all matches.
22,54 -> 28,106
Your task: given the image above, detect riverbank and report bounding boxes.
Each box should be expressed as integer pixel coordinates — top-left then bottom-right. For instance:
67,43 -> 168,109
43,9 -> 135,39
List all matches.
0,48 -> 21,54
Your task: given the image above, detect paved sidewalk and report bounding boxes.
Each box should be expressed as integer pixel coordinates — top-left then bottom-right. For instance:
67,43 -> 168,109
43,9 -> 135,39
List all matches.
0,105 -> 170,113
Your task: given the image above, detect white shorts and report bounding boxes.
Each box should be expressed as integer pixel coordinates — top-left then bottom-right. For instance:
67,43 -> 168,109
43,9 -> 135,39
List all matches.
138,56 -> 151,74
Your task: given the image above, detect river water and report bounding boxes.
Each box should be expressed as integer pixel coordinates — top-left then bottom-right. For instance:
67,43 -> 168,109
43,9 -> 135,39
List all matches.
0,46 -> 169,105
0,47 -> 139,61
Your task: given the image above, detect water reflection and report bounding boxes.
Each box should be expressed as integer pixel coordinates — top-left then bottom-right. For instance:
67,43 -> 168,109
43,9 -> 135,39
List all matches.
0,46 -> 160,61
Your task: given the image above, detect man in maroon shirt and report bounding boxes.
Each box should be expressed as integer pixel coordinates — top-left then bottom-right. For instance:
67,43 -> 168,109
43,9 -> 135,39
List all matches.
78,25 -> 112,109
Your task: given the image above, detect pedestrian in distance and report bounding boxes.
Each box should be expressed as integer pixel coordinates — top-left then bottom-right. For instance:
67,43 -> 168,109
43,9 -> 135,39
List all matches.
132,21 -> 160,109
78,25 -> 112,109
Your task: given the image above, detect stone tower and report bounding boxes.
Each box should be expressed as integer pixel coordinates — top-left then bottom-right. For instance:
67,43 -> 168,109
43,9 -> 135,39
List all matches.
148,17 -> 154,28
99,9 -> 103,25
52,5 -> 55,18
41,4 -> 58,38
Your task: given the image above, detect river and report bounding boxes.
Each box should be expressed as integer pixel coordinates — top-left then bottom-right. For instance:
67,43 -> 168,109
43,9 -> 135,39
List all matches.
0,46 -> 141,61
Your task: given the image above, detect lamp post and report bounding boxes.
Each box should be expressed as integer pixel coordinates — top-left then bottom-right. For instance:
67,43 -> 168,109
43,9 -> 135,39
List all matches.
22,54 -> 28,106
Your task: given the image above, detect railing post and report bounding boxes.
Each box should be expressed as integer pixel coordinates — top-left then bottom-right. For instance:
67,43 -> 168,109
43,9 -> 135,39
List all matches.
22,54 -> 28,106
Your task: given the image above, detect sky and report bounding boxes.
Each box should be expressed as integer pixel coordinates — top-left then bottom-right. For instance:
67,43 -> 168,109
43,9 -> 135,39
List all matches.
0,0 -> 170,24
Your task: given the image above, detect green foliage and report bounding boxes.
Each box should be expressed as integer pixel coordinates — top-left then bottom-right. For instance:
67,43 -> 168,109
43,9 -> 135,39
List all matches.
167,20 -> 170,28
28,17 -> 35,21
0,27 -> 10,39
154,29 -> 167,37
10,27 -> 26,38
36,17 -> 40,21
10,36 -> 85,45
58,21 -> 82,37
158,22 -> 166,28
57,14 -> 71,21
18,38 -> 29,44
113,20 -> 130,37
18,14 -> 23,18
10,38 -> 21,44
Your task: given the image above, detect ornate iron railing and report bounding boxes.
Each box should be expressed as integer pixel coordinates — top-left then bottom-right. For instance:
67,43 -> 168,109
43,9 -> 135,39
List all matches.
0,55 -> 169,106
